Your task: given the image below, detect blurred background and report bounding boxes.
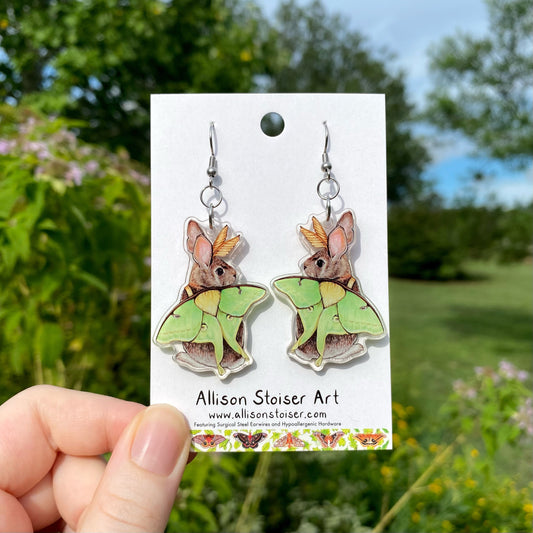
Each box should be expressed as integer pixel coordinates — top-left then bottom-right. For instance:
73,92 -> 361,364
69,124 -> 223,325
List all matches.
0,0 -> 531,531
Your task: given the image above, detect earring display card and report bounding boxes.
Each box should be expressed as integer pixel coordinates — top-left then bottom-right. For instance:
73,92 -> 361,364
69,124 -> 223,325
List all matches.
151,94 -> 392,452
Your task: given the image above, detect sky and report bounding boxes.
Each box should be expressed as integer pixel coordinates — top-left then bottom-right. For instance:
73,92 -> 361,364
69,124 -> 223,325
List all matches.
258,0 -> 533,206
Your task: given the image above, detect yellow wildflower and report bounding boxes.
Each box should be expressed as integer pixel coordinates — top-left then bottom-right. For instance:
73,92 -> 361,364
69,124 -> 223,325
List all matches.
524,503 -> 533,513
465,478 -> 477,488
240,50 -> 252,62
411,511 -> 420,524
406,437 -> 418,448
428,482 -> 443,495
429,443 -> 439,453
392,402 -> 406,418
470,448 -> 479,458
441,520 -> 453,532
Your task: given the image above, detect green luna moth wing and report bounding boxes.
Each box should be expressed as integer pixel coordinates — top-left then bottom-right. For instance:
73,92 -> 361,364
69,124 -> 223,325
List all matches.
275,276 -> 385,367
316,304 -> 349,360
192,312 -> 224,365
157,285 -> 265,372
219,285 -> 266,316
337,290 -> 384,336
218,285 -> 265,362
273,277 -> 322,308
293,303 -> 323,350
156,298 -> 203,344
218,311 -> 246,359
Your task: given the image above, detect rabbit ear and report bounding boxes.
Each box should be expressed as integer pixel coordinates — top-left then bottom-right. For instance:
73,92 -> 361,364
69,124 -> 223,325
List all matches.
328,226 -> 348,259
193,235 -> 213,267
186,220 -> 204,253
337,211 -> 354,245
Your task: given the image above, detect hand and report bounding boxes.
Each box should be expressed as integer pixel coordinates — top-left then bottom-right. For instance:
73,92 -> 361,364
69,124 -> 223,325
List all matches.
0,385 -> 192,532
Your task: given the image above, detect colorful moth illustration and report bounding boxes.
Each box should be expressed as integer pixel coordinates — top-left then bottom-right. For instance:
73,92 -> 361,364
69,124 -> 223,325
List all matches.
192,434 -> 227,449
313,431 -> 345,449
273,211 -> 385,371
353,433 -> 387,448
155,220 -> 266,380
233,432 -> 267,449
273,432 -> 306,449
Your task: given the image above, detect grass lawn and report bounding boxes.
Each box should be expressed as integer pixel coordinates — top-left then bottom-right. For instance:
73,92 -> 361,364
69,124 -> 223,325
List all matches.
389,260 -> 532,417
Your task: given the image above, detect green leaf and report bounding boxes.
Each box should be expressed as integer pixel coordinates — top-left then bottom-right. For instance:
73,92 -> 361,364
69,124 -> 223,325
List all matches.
70,268 -> 109,293
36,322 -> 65,367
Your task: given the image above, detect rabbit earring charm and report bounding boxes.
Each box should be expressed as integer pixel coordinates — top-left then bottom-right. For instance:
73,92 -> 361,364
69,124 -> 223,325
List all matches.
273,122 -> 385,371
154,123 -> 266,380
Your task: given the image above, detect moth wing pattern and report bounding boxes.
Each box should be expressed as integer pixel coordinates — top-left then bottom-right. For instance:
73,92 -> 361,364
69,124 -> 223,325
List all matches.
233,432 -> 267,449
192,434 -> 227,448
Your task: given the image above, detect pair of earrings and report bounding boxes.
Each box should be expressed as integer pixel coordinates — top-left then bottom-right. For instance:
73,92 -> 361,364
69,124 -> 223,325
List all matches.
154,123 -> 385,380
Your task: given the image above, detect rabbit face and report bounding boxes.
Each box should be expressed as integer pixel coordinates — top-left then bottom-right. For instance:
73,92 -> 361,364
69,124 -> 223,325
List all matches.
303,249 -> 352,282
186,220 -> 240,292
300,211 -> 355,284
190,255 -> 237,289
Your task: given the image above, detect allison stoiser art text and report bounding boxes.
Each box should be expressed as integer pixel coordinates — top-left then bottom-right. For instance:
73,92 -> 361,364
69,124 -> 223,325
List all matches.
195,388 -> 340,406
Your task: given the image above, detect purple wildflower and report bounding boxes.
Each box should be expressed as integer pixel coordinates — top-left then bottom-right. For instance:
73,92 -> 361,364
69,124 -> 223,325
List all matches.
85,160 -> 99,174
0,139 -> 15,155
65,164 -> 84,185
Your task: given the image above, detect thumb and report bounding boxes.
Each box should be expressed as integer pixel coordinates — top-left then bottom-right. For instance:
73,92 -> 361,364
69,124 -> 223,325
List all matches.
78,404 -> 190,533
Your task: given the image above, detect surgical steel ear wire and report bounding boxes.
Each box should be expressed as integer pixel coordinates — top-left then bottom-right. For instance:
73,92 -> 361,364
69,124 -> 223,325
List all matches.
200,122 -> 223,228
317,121 -> 340,221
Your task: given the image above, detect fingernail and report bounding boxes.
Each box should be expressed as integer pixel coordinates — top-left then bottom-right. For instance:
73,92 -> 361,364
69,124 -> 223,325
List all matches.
130,405 -> 188,476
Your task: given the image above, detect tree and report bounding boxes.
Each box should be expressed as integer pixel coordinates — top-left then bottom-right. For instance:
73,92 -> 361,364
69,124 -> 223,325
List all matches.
425,0 -> 533,166
267,0 -> 430,203
0,0 -> 277,163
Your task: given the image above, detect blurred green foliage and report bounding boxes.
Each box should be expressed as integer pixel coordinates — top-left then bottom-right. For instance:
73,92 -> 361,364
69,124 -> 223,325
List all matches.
1,107 -> 531,532
0,106 -> 151,402
1,0 -> 279,162
1,0 -> 532,530
388,193 -> 533,280
1,0 -> 429,202
426,0 -> 533,166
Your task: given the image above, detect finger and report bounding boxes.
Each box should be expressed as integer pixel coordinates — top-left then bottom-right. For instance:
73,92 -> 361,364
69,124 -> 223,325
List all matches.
78,404 -> 191,533
0,489 -> 32,533
0,385 -> 144,496
18,472 -> 59,531
52,454 -> 107,531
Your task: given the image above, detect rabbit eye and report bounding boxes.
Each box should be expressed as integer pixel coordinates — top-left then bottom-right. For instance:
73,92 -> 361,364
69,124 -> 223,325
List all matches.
215,267 -> 225,276
316,259 -> 325,268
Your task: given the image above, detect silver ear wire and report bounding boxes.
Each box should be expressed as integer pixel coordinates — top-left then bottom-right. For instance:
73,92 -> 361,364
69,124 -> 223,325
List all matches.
200,122 -> 223,228
317,121 -> 340,221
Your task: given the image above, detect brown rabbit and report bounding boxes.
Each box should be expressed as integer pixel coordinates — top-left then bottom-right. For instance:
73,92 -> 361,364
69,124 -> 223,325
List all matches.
176,220 -> 246,374
296,211 -> 365,364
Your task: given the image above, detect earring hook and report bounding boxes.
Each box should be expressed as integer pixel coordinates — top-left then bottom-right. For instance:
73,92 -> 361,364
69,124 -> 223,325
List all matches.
317,121 -> 338,221
209,121 -> 216,157
202,121 -> 222,229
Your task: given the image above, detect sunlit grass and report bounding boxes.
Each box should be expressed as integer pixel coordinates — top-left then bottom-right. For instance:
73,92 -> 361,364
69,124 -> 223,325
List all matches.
390,261 -> 532,414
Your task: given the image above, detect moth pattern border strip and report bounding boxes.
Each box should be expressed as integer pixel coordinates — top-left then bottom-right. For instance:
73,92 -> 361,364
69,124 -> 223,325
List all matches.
190,428 -> 391,452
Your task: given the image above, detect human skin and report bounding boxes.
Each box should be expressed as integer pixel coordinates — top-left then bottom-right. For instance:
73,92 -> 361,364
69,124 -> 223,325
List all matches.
0,385 -> 192,532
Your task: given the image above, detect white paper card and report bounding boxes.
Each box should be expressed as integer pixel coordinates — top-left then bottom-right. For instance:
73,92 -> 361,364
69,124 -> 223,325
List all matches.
151,94 -> 391,452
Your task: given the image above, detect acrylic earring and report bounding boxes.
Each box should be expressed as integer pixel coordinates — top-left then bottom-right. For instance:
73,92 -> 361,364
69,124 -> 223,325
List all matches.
273,122 -> 385,371
154,123 -> 267,380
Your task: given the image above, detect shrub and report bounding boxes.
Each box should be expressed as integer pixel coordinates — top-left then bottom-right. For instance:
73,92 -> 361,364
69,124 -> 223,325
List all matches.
0,107 -> 151,402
